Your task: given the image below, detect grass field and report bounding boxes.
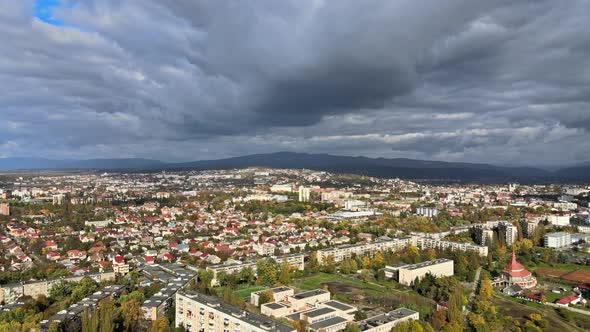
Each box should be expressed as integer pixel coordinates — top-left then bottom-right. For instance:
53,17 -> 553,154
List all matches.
290,273 -> 436,318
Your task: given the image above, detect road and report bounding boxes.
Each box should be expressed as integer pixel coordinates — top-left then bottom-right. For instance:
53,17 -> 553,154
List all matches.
545,302 -> 590,316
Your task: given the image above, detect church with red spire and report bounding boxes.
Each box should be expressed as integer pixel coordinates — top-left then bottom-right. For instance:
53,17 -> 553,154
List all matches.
497,250 -> 537,289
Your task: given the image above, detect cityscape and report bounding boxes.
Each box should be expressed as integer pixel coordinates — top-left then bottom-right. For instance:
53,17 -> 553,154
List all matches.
1,169 -> 590,331
2,1 -> 590,331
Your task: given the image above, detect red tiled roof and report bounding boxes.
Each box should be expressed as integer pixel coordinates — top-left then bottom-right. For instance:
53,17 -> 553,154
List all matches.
557,294 -> 578,305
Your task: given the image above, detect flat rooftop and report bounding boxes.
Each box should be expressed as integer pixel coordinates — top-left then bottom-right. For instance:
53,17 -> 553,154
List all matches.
262,302 -> 286,310
358,308 -> 418,331
304,307 -> 336,318
179,291 -> 294,332
308,316 -> 348,330
322,300 -> 355,312
291,289 -> 328,300
389,258 -> 453,271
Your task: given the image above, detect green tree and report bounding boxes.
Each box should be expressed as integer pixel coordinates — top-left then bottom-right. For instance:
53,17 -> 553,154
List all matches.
99,297 -> 115,332
148,317 -> 169,332
48,321 -> 61,332
121,298 -> 142,332
307,252 -> 320,273
71,277 -> 98,302
278,260 -> 291,285
258,290 -> 273,307
343,322 -> 360,332
256,258 -> 278,285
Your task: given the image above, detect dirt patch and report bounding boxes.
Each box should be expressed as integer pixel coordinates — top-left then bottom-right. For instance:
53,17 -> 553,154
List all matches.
562,270 -> 590,284
321,281 -> 359,293
535,267 -> 569,278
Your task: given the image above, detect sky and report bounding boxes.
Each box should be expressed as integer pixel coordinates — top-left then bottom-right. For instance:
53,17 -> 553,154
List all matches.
1,0 -> 589,166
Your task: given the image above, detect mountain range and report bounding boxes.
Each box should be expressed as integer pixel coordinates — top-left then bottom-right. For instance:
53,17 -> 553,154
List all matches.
0,152 -> 588,182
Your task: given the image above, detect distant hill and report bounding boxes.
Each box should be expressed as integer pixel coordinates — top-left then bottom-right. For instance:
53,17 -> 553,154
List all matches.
0,152 -> 585,182
170,152 -> 551,181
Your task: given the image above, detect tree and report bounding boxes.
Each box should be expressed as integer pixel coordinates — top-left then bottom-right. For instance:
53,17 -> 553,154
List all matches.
239,267 -> 255,285
343,322 -> 360,332
99,297 -> 115,332
256,258 -> 278,285
323,255 -> 336,274
258,290 -> 273,307
82,307 -> 99,332
197,270 -> 214,291
71,277 -> 98,302
447,287 -> 464,329
370,252 -> 384,269
279,260 -> 291,285
340,258 -> 358,274
148,317 -> 169,332
121,298 -> 142,331
48,321 -> 61,332
49,281 -> 74,301
478,278 -> 493,302
307,251 -> 320,273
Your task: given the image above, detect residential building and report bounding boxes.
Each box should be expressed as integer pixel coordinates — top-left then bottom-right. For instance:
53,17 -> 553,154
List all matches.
299,186 -> 311,202
415,207 -> 438,218
316,237 -> 412,264
175,291 -> 296,332
544,232 -> 572,248
413,237 -> 488,257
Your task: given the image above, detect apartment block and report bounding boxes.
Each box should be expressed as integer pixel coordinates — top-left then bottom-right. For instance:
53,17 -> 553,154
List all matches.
316,237 -> 412,265
544,232 -> 572,249
175,291 -> 295,332
207,254 -> 304,286
413,237 -> 488,257
519,219 -> 539,239
415,207 -> 438,218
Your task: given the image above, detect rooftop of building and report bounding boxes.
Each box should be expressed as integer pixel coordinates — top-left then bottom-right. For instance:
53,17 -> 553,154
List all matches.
178,291 -> 295,332
358,308 -> 418,331
308,316 -> 348,330
291,289 -> 328,300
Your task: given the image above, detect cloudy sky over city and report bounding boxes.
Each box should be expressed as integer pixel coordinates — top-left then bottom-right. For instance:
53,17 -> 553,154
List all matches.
1,0 -> 590,165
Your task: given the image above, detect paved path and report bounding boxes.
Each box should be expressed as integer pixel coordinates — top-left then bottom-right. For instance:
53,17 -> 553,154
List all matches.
467,267 -> 483,311
545,302 -> 590,316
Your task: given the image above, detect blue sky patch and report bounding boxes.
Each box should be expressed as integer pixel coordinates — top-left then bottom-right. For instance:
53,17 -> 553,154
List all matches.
34,0 -> 63,26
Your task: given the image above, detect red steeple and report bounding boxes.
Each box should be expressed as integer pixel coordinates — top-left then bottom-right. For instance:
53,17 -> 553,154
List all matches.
502,249 -> 530,277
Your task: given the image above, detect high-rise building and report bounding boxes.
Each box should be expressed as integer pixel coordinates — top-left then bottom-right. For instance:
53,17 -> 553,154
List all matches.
298,186 -> 310,202
415,206 -> 438,218
497,221 -> 518,246
52,194 -> 66,205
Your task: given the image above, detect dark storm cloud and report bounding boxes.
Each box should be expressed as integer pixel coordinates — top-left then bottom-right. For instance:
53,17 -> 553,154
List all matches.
0,0 -> 589,164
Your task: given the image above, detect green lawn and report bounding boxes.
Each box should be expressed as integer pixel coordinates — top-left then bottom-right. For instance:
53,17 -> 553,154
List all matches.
544,290 -> 572,303
290,273 -> 385,294
235,285 -> 267,298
